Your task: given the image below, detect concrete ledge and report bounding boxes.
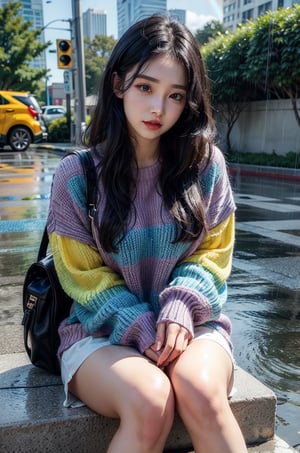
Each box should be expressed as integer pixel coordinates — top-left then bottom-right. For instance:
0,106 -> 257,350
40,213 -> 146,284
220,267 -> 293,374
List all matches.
0,353 -> 277,452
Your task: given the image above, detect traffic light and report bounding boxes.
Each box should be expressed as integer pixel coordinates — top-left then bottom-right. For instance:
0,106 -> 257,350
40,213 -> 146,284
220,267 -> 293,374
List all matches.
56,39 -> 73,69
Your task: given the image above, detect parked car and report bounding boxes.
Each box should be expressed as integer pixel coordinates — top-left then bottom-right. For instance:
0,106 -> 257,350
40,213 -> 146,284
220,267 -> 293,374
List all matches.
41,105 -> 66,128
0,90 -> 44,152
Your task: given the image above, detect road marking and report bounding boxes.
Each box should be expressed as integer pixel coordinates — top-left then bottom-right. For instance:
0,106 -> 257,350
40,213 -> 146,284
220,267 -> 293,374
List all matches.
235,193 -> 300,213
236,221 -> 300,248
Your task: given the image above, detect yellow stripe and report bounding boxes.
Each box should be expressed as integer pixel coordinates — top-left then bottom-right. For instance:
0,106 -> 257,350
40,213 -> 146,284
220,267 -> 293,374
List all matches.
181,213 -> 235,282
49,232 -> 125,304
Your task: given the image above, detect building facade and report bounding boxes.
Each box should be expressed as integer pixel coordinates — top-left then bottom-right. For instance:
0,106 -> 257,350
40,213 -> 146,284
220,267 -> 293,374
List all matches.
168,9 -> 186,25
223,0 -> 300,30
83,8 -> 107,40
0,0 -> 46,69
117,0 -> 167,38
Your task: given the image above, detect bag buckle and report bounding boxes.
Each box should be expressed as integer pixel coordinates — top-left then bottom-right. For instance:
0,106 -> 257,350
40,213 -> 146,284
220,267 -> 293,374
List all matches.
26,294 -> 38,310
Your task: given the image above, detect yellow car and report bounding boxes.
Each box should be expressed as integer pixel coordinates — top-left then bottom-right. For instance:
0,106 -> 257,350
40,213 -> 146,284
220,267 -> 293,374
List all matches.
0,90 -> 44,151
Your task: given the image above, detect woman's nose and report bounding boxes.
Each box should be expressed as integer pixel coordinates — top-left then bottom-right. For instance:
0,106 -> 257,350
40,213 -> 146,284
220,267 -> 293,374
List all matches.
151,97 -> 164,115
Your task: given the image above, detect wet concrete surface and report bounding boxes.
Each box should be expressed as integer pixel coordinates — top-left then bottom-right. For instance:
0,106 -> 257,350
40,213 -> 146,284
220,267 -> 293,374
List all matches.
0,145 -> 300,448
229,171 -> 300,448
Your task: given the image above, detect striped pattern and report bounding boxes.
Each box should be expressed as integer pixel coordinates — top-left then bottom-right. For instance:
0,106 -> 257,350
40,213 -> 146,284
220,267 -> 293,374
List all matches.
47,146 -> 236,356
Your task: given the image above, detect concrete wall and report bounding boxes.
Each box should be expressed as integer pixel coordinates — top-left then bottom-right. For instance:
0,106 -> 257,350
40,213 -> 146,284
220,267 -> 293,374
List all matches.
216,99 -> 300,154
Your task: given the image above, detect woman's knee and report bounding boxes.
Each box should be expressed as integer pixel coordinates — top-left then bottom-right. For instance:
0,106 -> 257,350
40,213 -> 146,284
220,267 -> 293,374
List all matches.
124,371 -> 175,447
171,366 -> 230,427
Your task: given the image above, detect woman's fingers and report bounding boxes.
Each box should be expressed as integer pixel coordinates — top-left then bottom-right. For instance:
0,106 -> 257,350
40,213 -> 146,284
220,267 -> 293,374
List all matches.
144,346 -> 160,363
157,323 -> 191,367
153,322 -> 166,351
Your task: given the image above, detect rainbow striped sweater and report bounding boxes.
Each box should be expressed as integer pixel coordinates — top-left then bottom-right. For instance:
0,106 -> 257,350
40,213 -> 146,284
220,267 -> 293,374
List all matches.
47,146 -> 236,357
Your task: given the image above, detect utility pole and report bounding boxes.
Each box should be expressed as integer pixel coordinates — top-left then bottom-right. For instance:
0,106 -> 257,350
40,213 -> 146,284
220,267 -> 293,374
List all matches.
71,0 -> 86,145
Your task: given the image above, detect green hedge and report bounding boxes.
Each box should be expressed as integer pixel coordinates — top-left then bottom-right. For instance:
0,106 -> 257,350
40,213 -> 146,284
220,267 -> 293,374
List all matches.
226,151 -> 300,169
47,117 -> 70,142
47,115 -> 91,143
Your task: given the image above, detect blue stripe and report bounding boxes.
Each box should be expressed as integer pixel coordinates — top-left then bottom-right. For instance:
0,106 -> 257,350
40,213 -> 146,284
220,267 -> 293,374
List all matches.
110,224 -> 190,265
200,162 -> 220,196
67,173 -> 86,211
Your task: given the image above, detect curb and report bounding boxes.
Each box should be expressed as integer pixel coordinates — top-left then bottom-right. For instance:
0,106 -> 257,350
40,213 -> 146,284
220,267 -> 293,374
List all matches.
32,143 -> 74,154
32,144 -> 300,182
229,163 -> 300,182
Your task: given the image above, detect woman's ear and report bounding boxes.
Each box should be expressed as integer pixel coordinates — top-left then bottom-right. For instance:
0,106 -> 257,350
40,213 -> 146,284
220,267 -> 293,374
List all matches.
112,72 -> 123,99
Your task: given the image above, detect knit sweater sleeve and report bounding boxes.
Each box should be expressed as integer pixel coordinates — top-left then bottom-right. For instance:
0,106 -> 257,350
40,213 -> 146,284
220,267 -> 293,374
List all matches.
157,213 -> 235,337
49,232 -> 157,353
157,147 -> 235,337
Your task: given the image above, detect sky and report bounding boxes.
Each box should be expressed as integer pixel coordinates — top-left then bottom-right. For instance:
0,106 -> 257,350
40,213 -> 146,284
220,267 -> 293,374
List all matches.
43,0 -> 223,84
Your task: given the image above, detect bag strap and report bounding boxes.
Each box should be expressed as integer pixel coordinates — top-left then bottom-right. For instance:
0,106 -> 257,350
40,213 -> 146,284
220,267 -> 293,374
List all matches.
75,150 -> 97,221
37,150 -> 97,261
37,226 -> 50,261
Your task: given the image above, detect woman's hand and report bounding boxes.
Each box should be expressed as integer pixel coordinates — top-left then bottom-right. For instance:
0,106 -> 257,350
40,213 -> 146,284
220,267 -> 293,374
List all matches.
148,322 -> 192,368
144,346 -> 161,364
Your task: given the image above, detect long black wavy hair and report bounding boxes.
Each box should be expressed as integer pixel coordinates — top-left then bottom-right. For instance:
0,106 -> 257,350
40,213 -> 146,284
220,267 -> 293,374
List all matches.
83,14 -> 216,253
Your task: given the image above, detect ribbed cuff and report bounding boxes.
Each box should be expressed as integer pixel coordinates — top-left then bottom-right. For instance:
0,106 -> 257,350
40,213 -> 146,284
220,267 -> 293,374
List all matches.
158,298 -> 194,337
120,311 -> 156,354
158,286 -> 213,337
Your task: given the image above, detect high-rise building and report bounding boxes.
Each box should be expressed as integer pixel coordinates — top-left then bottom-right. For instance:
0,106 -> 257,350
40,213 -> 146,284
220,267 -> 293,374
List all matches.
83,8 -> 107,41
0,0 -> 46,69
117,0 -> 167,38
223,0 -> 300,30
168,9 -> 186,25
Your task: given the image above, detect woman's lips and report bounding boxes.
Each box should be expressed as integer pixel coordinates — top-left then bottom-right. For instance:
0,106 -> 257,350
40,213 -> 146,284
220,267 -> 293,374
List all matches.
143,121 -> 162,130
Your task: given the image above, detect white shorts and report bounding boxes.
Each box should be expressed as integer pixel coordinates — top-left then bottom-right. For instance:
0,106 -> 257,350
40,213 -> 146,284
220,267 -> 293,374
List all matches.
61,326 -> 234,408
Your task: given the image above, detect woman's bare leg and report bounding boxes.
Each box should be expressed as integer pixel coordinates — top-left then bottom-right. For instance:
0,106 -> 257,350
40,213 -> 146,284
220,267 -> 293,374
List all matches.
69,345 -> 175,453
168,340 -> 247,453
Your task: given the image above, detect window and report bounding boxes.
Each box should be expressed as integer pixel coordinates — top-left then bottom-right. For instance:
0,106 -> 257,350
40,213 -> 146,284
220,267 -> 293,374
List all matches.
0,95 -> 9,106
14,95 -> 40,112
224,2 -> 236,13
242,8 -> 254,21
224,14 -> 235,22
258,2 -> 272,16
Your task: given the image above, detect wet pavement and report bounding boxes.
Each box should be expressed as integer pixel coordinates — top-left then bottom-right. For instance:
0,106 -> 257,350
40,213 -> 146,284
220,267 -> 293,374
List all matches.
228,172 -> 300,449
0,144 -> 300,449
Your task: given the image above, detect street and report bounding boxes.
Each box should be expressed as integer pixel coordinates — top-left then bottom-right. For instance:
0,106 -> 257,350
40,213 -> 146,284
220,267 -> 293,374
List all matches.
0,146 -> 300,448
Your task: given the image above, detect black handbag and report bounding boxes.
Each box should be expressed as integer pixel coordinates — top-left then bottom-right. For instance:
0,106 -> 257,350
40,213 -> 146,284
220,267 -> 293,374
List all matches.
22,150 -> 97,375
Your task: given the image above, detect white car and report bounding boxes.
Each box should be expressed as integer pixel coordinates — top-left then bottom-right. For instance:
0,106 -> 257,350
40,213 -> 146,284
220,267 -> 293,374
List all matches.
41,105 -> 66,127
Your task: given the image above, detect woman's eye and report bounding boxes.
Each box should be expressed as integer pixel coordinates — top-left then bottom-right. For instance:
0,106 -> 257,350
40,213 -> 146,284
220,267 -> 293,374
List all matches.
170,93 -> 184,101
137,84 -> 151,93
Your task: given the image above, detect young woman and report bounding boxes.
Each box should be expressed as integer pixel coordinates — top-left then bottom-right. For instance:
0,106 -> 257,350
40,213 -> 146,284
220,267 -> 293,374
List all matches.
47,14 -> 247,453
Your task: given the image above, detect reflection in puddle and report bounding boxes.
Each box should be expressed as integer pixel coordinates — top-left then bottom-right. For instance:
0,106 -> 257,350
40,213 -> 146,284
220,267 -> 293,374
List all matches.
0,194 -> 50,202
226,269 -> 300,447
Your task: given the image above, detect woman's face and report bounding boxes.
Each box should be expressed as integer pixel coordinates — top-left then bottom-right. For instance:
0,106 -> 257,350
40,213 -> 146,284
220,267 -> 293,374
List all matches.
116,54 -> 187,150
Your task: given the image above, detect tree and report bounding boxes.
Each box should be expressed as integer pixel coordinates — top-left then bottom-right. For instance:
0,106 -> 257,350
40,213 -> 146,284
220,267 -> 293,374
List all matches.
244,5 -> 300,126
84,35 -> 116,96
202,25 -> 254,152
195,20 -> 226,45
202,4 -> 300,151
0,1 -> 50,91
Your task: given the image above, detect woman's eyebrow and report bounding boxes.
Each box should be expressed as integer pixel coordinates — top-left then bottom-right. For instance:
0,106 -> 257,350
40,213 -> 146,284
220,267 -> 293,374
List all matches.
136,73 -> 187,90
